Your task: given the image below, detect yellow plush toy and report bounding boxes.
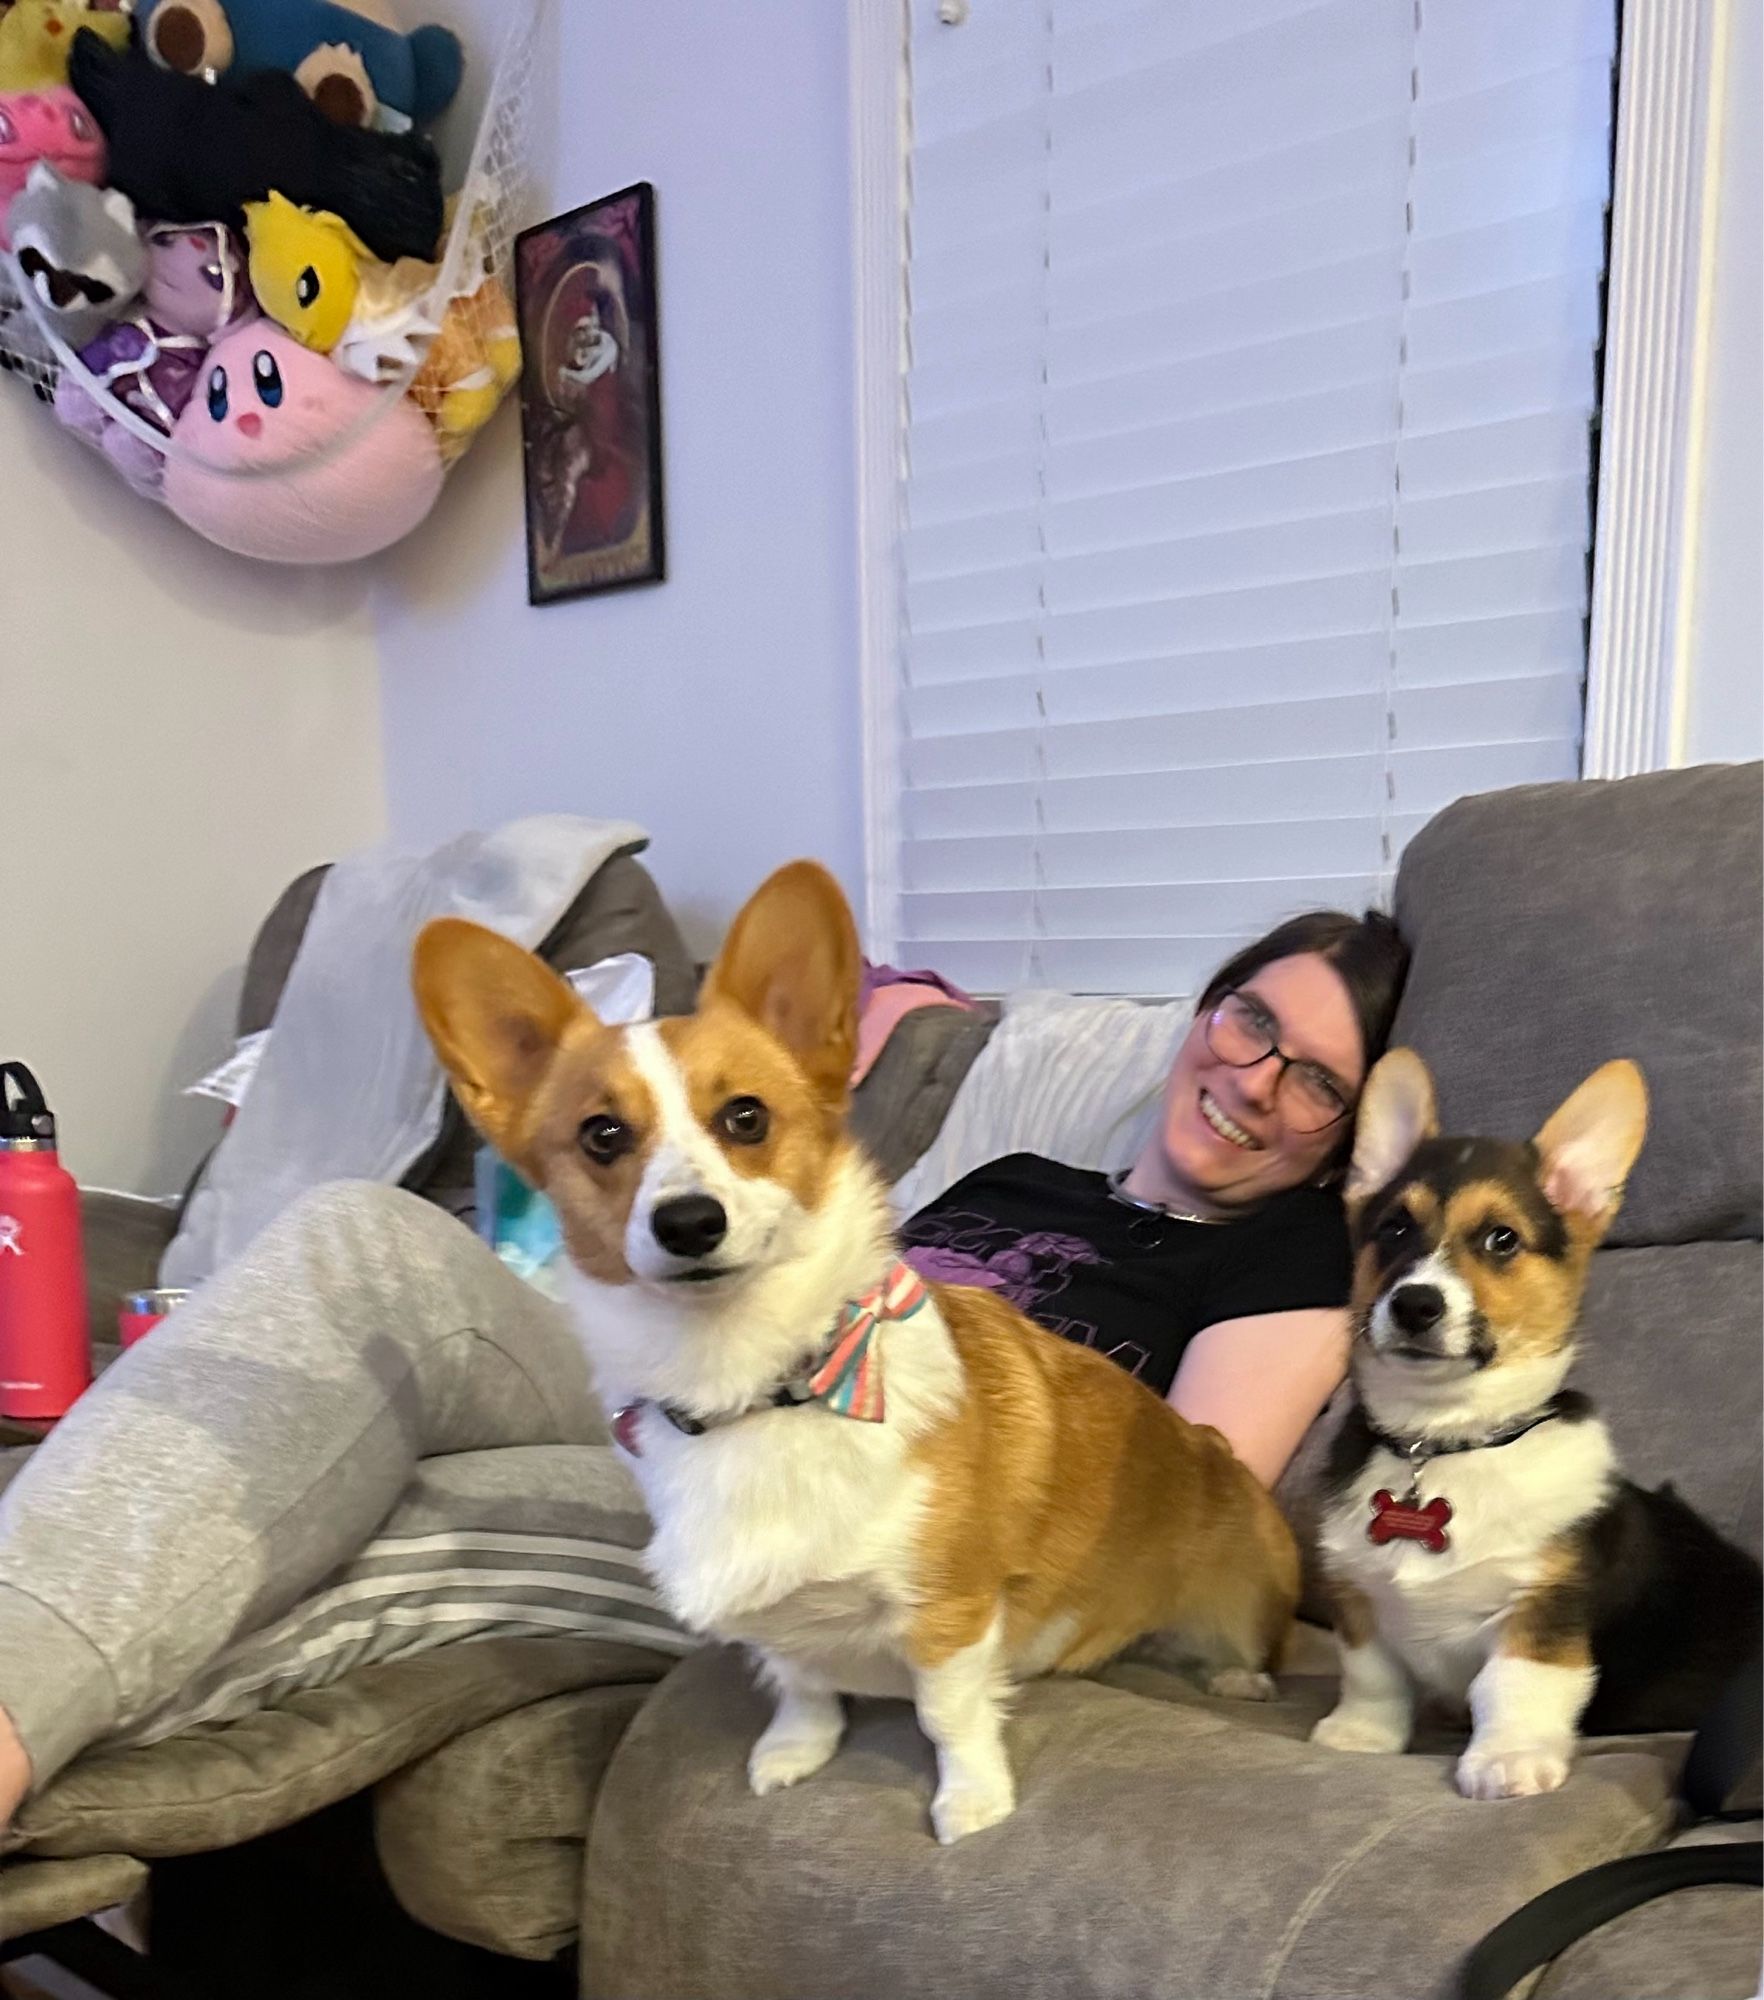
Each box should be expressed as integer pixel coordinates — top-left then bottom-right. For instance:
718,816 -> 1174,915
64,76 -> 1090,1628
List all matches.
250,187 -> 522,461
327,198 -> 521,460
0,0 -> 131,90
409,270 -> 521,457
242,190 -> 372,352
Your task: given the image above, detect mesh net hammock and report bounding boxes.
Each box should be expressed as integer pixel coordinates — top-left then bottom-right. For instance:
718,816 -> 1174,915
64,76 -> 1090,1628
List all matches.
0,0 -> 540,562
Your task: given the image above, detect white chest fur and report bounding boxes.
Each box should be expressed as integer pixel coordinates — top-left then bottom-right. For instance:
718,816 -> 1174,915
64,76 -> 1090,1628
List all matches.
568,1257 -> 966,1696
1319,1415 -> 1616,1702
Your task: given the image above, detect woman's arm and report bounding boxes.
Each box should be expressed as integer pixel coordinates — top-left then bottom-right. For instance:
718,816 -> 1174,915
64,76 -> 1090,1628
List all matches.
1167,1307 -> 1350,1487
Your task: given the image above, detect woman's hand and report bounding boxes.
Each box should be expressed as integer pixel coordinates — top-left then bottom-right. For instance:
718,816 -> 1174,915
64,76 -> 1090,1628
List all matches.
1167,1308 -> 1350,1486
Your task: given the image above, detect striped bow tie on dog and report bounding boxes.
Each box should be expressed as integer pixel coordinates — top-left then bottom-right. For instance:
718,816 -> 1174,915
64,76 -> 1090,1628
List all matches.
791,1259 -> 929,1423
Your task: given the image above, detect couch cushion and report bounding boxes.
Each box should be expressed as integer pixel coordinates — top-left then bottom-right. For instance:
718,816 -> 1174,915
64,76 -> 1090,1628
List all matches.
0,1851 -> 148,1944
850,1004 -> 1000,1185
375,1679 -> 657,1961
238,866 -> 332,1038
1392,763 -> 1763,1248
582,1647 -> 1676,2000
4,1635 -> 668,1865
1531,1821 -> 1763,2000
1569,1243 -> 1763,1556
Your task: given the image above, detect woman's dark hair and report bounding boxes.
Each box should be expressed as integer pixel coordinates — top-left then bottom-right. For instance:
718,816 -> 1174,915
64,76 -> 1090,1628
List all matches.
1196,909 -> 1410,1083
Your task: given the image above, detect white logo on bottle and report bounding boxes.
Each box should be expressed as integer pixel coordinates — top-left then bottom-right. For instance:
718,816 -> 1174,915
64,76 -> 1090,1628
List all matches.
0,1215 -> 22,1256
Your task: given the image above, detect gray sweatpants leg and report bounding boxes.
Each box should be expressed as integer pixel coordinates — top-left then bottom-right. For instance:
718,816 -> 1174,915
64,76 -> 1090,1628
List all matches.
0,1181 -> 685,1793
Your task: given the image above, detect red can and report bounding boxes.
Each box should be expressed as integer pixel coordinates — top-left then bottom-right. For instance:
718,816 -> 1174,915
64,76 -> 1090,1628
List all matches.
119,1288 -> 189,1348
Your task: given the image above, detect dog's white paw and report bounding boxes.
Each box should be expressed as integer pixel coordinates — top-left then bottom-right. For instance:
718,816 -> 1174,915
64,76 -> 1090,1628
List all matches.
1203,1666 -> 1276,1701
747,1723 -> 842,1797
1311,1705 -> 1409,1755
930,1770 -> 1016,1844
1456,1741 -> 1573,1800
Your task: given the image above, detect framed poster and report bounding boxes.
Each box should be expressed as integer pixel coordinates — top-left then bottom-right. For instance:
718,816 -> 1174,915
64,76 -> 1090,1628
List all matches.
515,181 -> 665,604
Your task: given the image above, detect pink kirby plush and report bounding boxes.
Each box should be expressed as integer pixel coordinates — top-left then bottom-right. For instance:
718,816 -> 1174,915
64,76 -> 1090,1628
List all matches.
0,86 -> 103,245
163,322 -> 444,563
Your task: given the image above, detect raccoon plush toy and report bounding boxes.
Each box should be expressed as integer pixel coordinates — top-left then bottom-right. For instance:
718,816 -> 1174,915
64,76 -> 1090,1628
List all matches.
8,162 -> 145,348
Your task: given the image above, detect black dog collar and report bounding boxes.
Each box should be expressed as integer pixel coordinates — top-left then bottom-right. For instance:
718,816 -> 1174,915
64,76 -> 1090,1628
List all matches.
1366,1391 -> 1586,1470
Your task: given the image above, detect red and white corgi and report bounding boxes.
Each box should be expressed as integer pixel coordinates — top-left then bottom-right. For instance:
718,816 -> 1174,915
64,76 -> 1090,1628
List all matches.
1312,1050 -> 1761,1801
414,860 -> 1298,1842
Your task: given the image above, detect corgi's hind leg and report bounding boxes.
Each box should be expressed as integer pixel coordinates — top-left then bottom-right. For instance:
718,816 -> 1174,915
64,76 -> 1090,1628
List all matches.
1141,1528 -> 1300,1700
909,1603 -> 1016,1844
1132,1617 -> 1281,1700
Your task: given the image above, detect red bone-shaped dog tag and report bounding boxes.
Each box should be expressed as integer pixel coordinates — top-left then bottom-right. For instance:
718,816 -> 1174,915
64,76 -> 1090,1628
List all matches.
1367,1488 -> 1452,1553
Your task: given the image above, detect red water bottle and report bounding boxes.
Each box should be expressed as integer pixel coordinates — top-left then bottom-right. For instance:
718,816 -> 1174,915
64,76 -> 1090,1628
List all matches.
0,1064 -> 91,1421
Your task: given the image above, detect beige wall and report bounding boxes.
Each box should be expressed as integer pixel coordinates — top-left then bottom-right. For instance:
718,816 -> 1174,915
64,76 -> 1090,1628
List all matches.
0,403 -> 387,1197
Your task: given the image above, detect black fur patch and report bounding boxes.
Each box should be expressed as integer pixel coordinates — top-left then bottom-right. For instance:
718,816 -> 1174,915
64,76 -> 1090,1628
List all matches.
1324,1402 -> 1379,1496
1356,1138 -> 1568,1261
1578,1482 -> 1764,1733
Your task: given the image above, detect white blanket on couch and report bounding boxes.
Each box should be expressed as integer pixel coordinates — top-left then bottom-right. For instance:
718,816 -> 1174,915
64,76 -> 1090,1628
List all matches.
889,989 -> 1191,1217
162,814 -> 646,1290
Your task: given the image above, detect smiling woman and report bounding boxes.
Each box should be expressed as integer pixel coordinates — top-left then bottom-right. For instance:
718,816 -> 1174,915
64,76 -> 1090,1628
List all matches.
898,908 -> 1409,1486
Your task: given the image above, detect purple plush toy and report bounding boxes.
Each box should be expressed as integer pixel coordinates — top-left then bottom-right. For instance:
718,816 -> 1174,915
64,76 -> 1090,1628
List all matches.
54,219 -> 255,496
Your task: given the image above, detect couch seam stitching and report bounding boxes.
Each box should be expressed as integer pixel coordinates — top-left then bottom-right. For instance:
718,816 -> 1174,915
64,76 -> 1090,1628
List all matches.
1256,1797 -> 1451,2000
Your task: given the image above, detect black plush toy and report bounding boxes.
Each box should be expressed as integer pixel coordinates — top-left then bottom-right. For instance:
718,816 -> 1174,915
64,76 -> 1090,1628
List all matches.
68,31 -> 444,264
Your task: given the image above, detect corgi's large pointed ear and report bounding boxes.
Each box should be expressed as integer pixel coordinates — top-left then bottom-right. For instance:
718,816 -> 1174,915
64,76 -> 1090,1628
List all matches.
412,918 -> 587,1160
1533,1060 -> 1648,1236
1346,1048 -> 1437,1214
701,861 -> 860,1107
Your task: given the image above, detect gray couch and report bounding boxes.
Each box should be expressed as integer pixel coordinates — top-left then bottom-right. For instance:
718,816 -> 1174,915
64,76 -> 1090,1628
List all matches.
3,764 -> 1759,2000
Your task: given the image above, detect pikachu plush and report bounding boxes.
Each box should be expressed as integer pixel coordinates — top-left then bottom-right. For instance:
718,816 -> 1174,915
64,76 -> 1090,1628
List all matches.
242,190 -> 371,351
0,0 -> 131,92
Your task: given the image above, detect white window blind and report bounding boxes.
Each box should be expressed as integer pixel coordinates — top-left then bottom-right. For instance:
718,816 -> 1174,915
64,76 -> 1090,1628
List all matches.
887,0 -> 1616,996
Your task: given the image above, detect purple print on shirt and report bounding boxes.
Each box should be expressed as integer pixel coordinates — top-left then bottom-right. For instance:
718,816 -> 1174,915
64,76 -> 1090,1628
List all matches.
901,1211 -> 1153,1379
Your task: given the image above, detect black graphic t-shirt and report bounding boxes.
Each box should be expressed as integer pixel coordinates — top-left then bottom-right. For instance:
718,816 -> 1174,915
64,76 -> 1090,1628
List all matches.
899,1152 -> 1352,1398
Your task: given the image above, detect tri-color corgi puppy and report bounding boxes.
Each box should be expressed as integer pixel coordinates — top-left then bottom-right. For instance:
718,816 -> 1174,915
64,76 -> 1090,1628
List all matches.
1311,1049 -> 1761,1801
414,861 -> 1298,1843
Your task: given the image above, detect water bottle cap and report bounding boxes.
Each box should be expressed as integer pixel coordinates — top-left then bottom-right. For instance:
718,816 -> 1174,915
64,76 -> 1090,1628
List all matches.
0,1064 -> 56,1147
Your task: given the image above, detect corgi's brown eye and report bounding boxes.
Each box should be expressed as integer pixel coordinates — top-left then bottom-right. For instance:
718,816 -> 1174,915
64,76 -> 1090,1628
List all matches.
1481,1223 -> 1521,1262
1375,1206 -> 1415,1245
579,1114 -> 632,1165
717,1096 -> 769,1145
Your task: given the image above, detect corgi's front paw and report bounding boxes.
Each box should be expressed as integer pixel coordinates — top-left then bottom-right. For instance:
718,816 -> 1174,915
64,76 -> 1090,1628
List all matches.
748,1718 -> 843,1797
1455,1740 -> 1573,1800
1311,1704 -> 1409,1755
930,1768 -> 1015,1844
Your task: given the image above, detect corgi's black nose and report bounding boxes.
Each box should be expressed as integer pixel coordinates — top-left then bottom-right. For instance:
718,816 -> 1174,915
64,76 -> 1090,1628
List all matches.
651,1194 -> 728,1259
1389,1283 -> 1446,1335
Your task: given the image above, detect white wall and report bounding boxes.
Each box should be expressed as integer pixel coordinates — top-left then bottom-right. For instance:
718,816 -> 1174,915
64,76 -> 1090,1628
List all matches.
0,407 -> 386,1196
374,0 -> 863,957
1685,0 -> 1763,764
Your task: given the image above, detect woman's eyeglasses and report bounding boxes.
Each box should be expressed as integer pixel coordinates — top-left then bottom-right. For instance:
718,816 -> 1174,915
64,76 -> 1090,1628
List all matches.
1205,991 -> 1355,1132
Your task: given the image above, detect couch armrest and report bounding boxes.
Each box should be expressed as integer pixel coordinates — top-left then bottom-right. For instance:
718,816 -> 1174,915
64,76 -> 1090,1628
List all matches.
79,1190 -> 178,1350
849,1004 -> 1000,1186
